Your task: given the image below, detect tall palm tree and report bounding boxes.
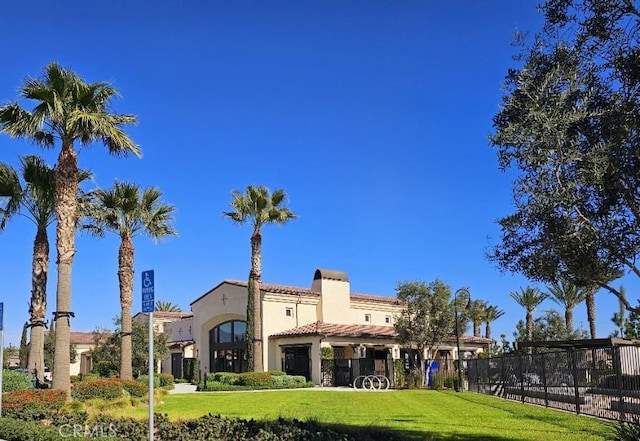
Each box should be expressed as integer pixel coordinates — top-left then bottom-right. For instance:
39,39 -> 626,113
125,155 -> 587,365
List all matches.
584,287 -> 598,339
510,286 -> 548,353
86,181 -> 176,380
468,299 -> 487,337
155,301 -> 182,312
483,305 -> 505,340
0,156 -> 90,381
0,63 -> 139,394
546,280 -> 588,332
223,186 -> 297,372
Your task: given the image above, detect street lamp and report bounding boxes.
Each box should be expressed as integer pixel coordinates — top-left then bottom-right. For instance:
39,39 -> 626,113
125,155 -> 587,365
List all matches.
454,287 -> 469,392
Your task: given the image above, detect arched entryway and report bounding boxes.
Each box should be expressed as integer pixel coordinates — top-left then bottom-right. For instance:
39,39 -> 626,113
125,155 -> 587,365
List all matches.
209,320 -> 248,373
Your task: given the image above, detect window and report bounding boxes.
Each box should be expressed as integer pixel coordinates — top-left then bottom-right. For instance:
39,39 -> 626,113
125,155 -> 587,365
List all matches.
385,315 -> 391,324
285,307 -> 293,317
364,314 -> 371,322
209,320 -> 248,373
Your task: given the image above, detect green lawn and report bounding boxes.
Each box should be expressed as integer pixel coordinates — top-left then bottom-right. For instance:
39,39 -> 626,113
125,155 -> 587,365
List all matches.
111,389 -> 614,440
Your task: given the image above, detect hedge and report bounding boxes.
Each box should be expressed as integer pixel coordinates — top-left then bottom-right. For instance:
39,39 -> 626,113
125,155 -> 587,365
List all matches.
2,370 -> 32,393
2,389 -> 67,421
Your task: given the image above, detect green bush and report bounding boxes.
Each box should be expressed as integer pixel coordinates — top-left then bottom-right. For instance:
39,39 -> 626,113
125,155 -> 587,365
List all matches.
121,379 -> 148,397
614,416 -> 640,441
136,374 -> 160,388
238,371 -> 272,387
210,372 -> 240,385
394,359 -> 405,388
80,372 -> 100,382
94,360 -> 118,378
182,358 -> 196,382
158,373 -> 174,387
430,373 -> 445,390
72,378 -> 124,401
2,369 -> 31,392
3,389 -> 67,421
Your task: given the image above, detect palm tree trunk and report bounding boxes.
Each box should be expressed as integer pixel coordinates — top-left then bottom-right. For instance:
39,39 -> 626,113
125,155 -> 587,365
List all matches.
586,293 -> 596,339
485,322 -> 491,340
473,321 -> 481,337
119,239 -> 134,380
27,226 -> 49,382
52,140 -> 78,397
526,310 -> 533,355
250,229 -> 263,372
565,309 -> 573,332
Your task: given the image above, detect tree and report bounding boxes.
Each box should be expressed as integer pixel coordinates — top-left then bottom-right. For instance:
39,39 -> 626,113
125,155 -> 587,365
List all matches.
0,156 -> 91,381
223,186 -> 297,372
18,322 -> 28,368
513,309 -> 588,353
488,0 -> 640,313
611,285 -> 629,338
91,316 -> 169,378
3,344 -> 18,369
545,280 -> 588,332
86,181 -> 176,379
467,300 -> 487,338
510,286 -> 548,353
483,305 -> 505,340
0,63 -> 139,394
154,301 -> 182,312
394,280 -> 455,380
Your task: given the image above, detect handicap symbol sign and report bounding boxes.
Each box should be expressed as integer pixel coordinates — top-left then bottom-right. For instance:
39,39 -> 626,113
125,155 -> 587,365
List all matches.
141,270 -> 155,313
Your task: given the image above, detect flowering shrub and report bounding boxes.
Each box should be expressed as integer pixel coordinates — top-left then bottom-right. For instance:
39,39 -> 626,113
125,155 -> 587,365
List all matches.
72,378 -> 124,401
3,389 -> 66,421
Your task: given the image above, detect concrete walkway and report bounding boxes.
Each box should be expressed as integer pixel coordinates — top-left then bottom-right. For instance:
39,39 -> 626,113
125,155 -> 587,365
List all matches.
168,382 -> 198,394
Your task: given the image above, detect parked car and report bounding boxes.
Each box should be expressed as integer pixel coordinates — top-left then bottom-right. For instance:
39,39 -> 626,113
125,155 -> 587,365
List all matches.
43,367 -> 52,382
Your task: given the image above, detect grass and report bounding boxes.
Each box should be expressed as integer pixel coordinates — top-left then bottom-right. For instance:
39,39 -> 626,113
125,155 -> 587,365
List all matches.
106,389 -> 615,440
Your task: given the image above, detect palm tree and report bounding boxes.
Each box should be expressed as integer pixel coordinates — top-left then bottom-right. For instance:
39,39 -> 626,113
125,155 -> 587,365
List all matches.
86,181 -> 176,380
223,186 -> 297,371
0,63 -> 139,394
546,280 -> 588,332
510,286 -> 548,353
584,287 -> 598,339
0,156 -> 90,381
155,301 -> 182,312
468,299 -> 487,337
483,305 -> 505,340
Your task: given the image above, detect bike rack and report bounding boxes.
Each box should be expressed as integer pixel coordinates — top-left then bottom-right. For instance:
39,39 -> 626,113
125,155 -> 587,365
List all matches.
352,375 -> 390,391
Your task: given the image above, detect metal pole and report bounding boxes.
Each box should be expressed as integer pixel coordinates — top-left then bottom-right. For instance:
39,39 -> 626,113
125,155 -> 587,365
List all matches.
454,289 -> 464,392
148,311 -> 154,441
0,328 -> 4,417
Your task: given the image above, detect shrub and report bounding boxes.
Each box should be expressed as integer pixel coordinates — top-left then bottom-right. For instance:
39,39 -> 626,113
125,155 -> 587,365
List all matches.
94,360 -> 118,378
430,373 -> 445,390
210,372 -> 240,385
3,389 -> 67,421
70,375 -> 80,384
158,373 -> 174,387
121,379 -> 148,397
238,371 -> 272,387
137,375 -> 160,389
2,369 -> 31,392
613,416 -> 640,441
72,378 -> 123,401
182,358 -> 196,382
80,372 -> 99,382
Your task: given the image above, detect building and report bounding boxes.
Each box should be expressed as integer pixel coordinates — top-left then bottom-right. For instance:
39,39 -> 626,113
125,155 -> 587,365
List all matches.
185,268 -> 490,385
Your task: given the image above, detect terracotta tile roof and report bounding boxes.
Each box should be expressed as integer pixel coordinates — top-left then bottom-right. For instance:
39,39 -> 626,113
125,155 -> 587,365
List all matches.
224,279 -> 318,296
168,340 -> 195,348
44,331 -> 98,345
270,321 -> 398,339
152,311 -> 193,320
350,293 -> 403,305
270,321 -> 493,346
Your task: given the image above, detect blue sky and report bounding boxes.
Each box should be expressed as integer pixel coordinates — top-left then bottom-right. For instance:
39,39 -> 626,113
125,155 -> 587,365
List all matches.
0,1 -> 632,347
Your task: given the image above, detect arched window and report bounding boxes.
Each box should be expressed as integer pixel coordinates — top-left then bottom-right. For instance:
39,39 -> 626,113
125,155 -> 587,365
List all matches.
209,320 -> 247,373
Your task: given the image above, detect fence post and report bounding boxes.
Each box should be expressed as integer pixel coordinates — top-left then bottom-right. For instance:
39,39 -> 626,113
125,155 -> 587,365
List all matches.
541,352 -> 548,408
613,346 -> 625,421
500,356 -> 505,397
518,353 -> 525,404
571,349 -> 581,415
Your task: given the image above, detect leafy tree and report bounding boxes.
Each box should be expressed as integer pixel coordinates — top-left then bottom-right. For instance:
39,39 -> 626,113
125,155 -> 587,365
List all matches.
2,344 -> 18,368
223,186 -> 297,371
43,322 -> 77,373
611,285 -> 629,338
18,322 -> 28,368
513,309 -> 588,353
483,305 -> 505,340
85,182 -> 176,379
394,280 -> 455,379
0,156 -> 90,381
91,316 -> 169,378
510,286 -> 548,354
0,63 -> 139,394
545,280 -> 588,332
488,0 -> 640,313
154,301 -> 182,312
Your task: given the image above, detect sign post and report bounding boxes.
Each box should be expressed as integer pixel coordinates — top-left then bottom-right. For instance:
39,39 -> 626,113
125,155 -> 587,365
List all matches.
141,271 -> 154,441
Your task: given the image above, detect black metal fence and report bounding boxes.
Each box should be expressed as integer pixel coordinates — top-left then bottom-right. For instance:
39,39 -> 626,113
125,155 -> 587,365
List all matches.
467,346 -> 640,421
321,358 -> 395,387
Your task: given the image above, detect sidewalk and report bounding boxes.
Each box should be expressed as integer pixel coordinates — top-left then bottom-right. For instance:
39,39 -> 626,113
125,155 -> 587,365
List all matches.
168,383 -> 197,394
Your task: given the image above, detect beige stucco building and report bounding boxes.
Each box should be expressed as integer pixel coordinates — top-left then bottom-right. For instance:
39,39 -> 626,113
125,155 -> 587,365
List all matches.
184,269 -> 490,386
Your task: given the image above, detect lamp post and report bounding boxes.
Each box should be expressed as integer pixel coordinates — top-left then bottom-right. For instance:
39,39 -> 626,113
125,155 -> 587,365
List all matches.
454,288 -> 469,392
